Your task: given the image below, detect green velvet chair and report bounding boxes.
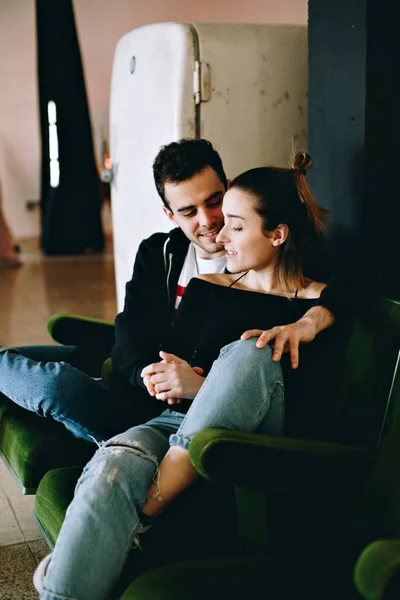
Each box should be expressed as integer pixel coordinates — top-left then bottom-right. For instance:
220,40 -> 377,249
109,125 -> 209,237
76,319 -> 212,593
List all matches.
0,314 -> 115,493
47,312 -> 115,355
33,298 -> 400,599
354,540 -> 400,600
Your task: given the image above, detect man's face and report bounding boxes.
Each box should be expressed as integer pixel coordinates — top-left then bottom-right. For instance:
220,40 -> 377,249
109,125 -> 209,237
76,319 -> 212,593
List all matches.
163,166 -> 226,259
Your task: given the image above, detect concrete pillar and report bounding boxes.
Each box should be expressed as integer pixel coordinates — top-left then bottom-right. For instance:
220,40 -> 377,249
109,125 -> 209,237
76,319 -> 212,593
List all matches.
308,0 -> 399,299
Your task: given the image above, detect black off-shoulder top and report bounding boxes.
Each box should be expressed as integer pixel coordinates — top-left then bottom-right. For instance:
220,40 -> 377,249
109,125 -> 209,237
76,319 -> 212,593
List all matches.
164,278 -> 353,443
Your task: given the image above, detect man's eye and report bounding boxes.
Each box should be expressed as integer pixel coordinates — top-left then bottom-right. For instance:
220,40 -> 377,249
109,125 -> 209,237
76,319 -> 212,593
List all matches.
182,212 -> 196,218
208,198 -> 223,207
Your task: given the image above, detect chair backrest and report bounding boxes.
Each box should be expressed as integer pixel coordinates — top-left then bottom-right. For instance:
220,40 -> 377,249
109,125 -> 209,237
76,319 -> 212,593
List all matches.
345,300 -> 400,542
338,298 -> 400,447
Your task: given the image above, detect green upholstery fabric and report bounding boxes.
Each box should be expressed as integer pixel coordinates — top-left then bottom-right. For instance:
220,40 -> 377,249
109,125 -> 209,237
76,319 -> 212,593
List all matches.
0,404 -> 93,493
101,356 -> 114,386
350,334 -> 400,600
351,350 -> 400,541
47,313 -> 114,348
189,428 -> 373,490
120,557 -> 268,600
34,466 -> 82,546
354,540 -> 400,600
337,298 -> 400,446
0,313 -> 114,492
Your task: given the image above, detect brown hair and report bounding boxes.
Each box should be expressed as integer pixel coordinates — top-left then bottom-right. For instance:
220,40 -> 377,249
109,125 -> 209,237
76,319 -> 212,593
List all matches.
152,139 -> 227,208
229,152 -> 329,295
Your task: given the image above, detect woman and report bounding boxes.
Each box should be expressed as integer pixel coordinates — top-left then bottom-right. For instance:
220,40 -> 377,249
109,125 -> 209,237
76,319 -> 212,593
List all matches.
35,152 -> 349,600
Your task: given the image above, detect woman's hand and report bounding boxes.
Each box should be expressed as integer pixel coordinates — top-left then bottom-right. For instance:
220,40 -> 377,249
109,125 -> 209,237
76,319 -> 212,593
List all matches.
141,352 -> 205,405
241,321 -> 317,369
241,306 -> 334,369
241,323 -> 310,369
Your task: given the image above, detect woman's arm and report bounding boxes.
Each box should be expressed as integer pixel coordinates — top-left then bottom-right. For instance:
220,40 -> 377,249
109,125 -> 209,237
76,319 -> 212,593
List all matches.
241,304 -> 334,369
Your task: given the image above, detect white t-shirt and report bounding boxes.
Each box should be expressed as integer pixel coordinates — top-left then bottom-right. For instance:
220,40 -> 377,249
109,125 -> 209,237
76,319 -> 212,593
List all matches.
175,243 -> 226,309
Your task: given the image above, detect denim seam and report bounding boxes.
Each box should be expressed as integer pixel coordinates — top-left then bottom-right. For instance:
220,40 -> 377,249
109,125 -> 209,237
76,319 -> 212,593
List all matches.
252,380 -> 284,430
40,584 -> 79,600
174,361 -> 218,434
54,412 -> 103,442
218,341 -> 240,358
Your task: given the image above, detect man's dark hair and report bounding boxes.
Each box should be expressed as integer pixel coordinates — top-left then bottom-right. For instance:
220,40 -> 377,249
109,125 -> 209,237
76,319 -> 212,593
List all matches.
152,138 -> 227,208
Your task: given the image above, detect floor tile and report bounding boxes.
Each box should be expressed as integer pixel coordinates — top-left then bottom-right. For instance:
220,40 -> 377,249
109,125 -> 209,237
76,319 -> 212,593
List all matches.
0,497 -> 23,546
0,238 -> 116,347
0,542 -> 39,599
7,495 -> 41,542
28,538 -> 50,565
0,459 -> 24,498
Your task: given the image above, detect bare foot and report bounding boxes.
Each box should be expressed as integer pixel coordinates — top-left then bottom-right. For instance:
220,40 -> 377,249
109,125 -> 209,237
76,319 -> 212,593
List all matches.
0,254 -> 22,269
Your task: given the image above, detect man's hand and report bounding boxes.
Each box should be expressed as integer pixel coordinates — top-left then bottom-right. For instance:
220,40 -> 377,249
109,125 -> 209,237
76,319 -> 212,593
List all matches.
141,351 -> 205,405
241,306 -> 335,369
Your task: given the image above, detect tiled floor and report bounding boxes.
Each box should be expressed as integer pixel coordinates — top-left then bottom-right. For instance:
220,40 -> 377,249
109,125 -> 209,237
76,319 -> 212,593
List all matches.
0,459 -> 48,599
0,237 -> 116,598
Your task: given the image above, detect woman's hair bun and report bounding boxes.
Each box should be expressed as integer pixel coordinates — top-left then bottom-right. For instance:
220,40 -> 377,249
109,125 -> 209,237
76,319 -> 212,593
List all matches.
291,151 -> 312,176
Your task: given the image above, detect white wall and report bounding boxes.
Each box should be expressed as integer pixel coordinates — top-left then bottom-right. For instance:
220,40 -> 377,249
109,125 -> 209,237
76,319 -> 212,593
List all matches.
0,0 -> 307,238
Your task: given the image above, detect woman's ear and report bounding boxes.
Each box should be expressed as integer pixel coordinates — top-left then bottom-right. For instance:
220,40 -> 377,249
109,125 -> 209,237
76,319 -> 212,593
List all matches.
271,224 -> 289,246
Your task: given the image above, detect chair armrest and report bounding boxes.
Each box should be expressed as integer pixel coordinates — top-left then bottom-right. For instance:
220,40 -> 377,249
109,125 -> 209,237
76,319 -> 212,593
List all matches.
189,429 -> 374,492
101,357 -> 113,386
47,313 -> 114,346
354,539 -> 400,600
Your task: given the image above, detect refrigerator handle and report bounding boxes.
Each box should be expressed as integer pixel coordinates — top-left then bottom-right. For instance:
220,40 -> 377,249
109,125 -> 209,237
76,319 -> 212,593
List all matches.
193,61 -> 211,105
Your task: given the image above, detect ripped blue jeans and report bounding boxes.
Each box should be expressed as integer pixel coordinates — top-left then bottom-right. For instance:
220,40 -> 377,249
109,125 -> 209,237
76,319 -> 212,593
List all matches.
40,340 -> 284,600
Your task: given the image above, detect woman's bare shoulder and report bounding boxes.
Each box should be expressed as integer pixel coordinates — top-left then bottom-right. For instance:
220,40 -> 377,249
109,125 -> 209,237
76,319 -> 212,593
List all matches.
196,273 -> 236,287
298,280 -> 327,299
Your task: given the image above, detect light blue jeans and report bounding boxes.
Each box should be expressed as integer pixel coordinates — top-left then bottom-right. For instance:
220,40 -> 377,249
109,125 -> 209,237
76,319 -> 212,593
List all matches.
0,346 -> 142,442
39,339 -> 284,600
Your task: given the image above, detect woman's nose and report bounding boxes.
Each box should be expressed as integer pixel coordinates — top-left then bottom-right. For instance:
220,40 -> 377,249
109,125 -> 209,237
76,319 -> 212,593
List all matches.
216,225 -> 228,244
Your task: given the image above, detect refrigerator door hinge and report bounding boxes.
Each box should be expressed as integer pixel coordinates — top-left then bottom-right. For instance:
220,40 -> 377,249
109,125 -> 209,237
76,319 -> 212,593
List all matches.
193,61 -> 211,104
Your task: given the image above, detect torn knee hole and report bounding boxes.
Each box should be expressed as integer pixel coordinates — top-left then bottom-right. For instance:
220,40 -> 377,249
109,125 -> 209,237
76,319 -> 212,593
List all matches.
101,441 -> 163,499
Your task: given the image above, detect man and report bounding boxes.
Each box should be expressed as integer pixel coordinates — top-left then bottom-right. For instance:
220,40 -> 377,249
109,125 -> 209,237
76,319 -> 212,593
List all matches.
0,139 -> 340,443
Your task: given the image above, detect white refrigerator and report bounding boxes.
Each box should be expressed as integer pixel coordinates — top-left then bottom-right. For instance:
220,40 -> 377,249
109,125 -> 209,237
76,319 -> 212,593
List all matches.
109,22 -> 308,310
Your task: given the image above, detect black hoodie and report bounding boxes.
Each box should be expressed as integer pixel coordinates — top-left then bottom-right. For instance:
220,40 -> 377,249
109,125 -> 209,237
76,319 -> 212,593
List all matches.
111,228 -> 189,392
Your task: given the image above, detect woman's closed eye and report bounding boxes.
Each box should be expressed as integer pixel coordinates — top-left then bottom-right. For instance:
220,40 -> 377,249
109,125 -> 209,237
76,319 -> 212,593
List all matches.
232,227 -> 243,232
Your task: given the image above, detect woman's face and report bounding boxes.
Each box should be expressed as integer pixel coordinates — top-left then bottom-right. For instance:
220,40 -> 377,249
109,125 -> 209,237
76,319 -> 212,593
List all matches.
216,188 -> 281,274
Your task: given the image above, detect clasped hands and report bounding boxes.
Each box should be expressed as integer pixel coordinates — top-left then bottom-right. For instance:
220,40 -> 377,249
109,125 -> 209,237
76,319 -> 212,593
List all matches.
141,352 -> 205,406
141,318 -> 318,404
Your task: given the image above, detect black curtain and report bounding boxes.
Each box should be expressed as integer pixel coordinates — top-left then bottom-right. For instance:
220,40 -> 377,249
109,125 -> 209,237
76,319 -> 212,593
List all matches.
36,0 -> 104,255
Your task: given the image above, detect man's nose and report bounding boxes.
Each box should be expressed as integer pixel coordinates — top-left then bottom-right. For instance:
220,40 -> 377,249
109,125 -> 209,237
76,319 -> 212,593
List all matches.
198,208 -> 217,229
